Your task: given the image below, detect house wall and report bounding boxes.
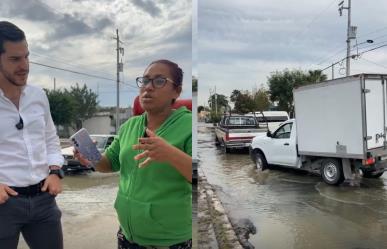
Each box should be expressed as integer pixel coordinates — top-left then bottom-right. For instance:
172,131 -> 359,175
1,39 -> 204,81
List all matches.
83,116 -> 115,134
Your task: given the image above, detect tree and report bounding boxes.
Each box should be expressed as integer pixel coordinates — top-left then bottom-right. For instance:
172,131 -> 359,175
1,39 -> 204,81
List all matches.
44,89 -> 76,126
230,89 -> 268,115
268,69 -> 327,116
192,76 -> 198,92
231,90 -> 254,114
253,87 -> 270,112
230,89 -> 241,103
306,70 -> 327,83
198,105 -> 205,113
67,83 -> 99,130
208,93 -> 228,113
207,93 -> 228,123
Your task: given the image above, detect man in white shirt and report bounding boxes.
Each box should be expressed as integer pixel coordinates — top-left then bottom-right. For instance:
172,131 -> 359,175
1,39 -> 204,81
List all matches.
0,21 -> 64,249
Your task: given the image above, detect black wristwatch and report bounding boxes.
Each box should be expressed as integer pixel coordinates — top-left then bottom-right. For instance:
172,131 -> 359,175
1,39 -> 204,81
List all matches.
49,169 -> 65,179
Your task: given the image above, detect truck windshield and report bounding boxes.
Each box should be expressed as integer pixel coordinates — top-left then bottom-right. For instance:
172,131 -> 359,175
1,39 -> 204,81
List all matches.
228,117 -> 256,125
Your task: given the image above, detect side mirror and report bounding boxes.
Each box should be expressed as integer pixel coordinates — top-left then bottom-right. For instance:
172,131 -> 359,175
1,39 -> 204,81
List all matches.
266,130 -> 272,137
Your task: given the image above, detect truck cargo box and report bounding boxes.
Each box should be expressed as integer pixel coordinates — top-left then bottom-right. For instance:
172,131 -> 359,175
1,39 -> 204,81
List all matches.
294,74 -> 387,159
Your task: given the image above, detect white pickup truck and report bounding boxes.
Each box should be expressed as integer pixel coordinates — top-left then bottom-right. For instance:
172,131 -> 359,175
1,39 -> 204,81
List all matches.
250,74 -> 387,185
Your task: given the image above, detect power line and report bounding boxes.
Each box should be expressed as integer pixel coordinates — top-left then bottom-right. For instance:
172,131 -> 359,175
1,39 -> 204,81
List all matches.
316,34 -> 387,67
316,46 -> 347,65
31,52 -> 114,78
359,57 -> 387,69
358,43 -> 387,56
31,61 -> 115,81
316,43 -> 361,67
30,61 -> 137,89
321,43 -> 387,72
356,38 -> 387,51
367,32 -> 387,43
357,26 -> 387,39
290,0 -> 337,46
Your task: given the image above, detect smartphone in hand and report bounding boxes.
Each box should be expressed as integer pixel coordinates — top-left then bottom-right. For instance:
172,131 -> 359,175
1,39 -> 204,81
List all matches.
70,128 -> 102,162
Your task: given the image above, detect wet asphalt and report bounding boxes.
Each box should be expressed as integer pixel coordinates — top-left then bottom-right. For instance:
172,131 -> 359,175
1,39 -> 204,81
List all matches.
198,122 -> 387,249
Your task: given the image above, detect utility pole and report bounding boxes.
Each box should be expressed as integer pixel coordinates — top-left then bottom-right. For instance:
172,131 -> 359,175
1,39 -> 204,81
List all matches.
214,85 -> 217,115
53,77 -> 56,90
209,88 -> 213,110
339,0 -> 355,76
331,63 -> 334,79
113,29 -> 124,134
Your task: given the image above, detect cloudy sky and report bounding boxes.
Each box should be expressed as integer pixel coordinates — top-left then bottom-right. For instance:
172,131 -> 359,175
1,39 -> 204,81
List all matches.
198,0 -> 387,106
0,0 -> 192,107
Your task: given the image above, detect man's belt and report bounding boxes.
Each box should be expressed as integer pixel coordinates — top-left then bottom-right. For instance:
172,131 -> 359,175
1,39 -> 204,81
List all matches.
10,180 -> 45,197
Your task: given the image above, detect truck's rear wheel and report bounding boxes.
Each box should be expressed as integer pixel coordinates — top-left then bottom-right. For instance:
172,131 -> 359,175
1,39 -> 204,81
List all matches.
321,159 -> 344,185
254,151 -> 268,170
221,140 -> 231,153
215,136 -> 220,146
362,170 -> 384,178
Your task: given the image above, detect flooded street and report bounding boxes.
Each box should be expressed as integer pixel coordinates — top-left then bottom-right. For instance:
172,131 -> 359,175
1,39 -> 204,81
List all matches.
20,172 -> 119,249
198,123 -> 387,249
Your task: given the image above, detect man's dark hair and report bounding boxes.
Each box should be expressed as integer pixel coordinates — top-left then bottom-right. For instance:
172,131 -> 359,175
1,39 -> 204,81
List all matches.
149,59 -> 183,87
0,21 -> 26,55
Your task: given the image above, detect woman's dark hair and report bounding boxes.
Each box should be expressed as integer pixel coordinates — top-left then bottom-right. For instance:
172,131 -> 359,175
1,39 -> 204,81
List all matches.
149,59 -> 183,87
0,21 -> 26,55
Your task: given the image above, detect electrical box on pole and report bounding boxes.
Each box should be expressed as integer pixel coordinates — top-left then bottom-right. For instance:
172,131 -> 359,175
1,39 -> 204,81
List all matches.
349,26 -> 357,39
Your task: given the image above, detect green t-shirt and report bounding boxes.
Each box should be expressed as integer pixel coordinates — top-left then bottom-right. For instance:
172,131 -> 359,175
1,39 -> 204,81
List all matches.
105,107 -> 192,246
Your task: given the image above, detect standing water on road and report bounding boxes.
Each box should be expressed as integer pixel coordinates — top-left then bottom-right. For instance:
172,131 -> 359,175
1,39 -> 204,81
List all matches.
19,172 -> 119,249
198,123 -> 387,249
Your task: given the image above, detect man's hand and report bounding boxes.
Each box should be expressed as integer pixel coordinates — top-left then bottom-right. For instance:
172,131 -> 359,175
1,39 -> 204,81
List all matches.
0,183 -> 18,204
41,175 -> 62,195
132,129 -> 175,168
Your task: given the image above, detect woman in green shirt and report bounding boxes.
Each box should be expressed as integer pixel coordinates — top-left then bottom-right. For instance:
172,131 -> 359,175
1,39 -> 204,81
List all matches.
76,60 -> 192,248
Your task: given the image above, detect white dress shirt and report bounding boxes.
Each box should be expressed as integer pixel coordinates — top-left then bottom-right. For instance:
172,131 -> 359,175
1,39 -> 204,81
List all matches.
0,84 -> 63,187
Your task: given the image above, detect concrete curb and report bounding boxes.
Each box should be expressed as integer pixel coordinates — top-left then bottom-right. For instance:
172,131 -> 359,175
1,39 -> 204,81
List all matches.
198,169 -> 243,249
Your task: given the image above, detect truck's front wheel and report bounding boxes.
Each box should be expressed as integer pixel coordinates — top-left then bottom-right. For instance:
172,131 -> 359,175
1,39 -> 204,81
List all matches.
321,159 -> 344,185
254,151 -> 268,170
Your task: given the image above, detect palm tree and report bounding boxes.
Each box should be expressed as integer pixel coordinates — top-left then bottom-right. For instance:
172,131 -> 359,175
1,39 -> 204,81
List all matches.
307,70 -> 327,83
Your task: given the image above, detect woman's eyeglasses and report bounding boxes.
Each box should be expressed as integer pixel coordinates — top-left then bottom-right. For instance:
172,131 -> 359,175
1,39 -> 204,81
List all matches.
136,77 -> 176,89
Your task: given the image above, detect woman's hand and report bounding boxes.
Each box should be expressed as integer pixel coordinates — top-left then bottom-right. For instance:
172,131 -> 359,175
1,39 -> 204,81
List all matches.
132,129 -> 175,168
73,149 -> 92,167
133,128 -> 192,182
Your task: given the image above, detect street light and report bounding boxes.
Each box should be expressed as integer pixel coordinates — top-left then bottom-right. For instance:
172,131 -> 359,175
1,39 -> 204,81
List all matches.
352,39 -> 374,58
353,39 -> 374,48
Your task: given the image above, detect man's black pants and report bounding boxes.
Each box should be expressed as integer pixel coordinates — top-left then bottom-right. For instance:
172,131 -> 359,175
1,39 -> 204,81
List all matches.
0,190 -> 63,249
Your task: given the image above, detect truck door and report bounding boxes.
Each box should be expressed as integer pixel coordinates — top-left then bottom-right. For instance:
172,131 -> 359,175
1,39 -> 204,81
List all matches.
365,78 -> 386,150
268,122 -> 298,166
